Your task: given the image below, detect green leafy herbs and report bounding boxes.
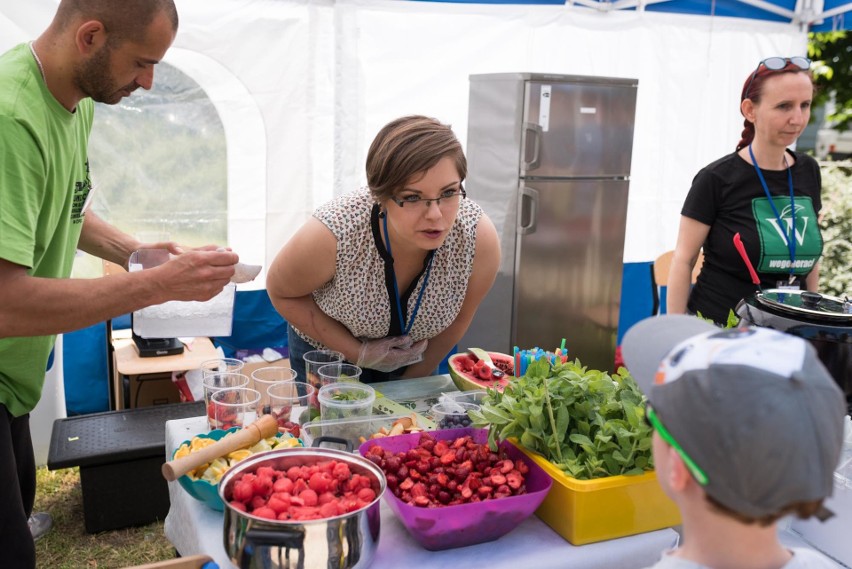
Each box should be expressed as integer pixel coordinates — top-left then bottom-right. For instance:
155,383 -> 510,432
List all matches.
468,358 -> 654,480
330,390 -> 368,402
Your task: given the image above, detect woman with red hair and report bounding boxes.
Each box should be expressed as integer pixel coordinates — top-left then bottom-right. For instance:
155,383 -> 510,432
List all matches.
668,57 -> 823,325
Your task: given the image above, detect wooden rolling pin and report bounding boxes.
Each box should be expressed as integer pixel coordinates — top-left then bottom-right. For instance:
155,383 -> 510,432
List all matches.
162,414 -> 279,481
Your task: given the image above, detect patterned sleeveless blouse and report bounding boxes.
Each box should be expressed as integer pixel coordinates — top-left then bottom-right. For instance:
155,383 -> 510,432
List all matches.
292,188 -> 483,349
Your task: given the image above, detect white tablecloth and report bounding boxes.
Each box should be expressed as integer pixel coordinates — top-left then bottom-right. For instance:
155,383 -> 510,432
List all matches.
164,416 -> 679,569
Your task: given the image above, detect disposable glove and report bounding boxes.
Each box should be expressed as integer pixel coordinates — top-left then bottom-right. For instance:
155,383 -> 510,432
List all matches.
356,336 -> 428,372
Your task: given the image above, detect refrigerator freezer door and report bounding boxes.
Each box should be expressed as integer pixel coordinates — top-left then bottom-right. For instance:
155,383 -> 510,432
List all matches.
512,179 -> 629,372
521,80 -> 637,178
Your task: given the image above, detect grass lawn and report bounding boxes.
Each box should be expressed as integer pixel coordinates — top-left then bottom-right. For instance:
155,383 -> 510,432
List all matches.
34,466 -> 175,568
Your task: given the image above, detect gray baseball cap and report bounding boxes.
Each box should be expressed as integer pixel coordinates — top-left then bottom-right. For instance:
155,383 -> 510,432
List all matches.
622,315 -> 845,519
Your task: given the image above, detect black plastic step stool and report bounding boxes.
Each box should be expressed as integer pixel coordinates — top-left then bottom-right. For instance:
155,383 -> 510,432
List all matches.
47,401 -> 204,533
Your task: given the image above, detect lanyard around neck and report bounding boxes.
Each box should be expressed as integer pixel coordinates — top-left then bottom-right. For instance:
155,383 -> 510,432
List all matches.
382,213 -> 434,335
748,144 -> 796,276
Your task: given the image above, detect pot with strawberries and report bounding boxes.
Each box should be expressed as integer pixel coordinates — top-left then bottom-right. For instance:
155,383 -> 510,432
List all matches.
218,443 -> 386,569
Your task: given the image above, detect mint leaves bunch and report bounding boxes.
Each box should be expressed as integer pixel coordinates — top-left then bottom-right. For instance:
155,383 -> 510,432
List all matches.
469,358 -> 654,480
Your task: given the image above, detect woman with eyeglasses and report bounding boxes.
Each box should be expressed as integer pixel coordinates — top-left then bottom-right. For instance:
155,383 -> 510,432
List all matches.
667,57 -> 823,325
267,115 -> 500,383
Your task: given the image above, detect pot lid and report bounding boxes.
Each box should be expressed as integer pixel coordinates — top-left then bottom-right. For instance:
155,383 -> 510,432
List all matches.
755,289 -> 852,321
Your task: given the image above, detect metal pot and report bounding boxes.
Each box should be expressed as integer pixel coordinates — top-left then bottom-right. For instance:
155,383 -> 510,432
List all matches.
736,289 -> 852,411
218,446 -> 386,569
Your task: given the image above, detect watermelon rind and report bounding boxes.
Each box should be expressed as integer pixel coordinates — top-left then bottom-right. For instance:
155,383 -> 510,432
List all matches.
447,351 -> 513,392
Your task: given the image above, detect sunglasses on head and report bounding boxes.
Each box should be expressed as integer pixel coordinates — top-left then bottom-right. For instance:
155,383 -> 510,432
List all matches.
644,406 -> 709,486
743,56 -> 811,101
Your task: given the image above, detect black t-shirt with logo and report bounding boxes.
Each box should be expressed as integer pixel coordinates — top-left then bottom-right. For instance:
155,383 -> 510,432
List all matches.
682,149 -> 823,325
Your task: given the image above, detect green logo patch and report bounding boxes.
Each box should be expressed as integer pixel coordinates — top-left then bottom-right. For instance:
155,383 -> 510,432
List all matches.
751,196 -> 822,274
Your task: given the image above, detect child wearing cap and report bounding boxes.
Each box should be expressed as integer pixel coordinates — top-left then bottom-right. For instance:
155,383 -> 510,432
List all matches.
622,315 -> 846,569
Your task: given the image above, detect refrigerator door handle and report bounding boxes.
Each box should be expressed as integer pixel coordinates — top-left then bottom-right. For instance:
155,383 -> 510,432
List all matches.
518,186 -> 539,235
522,122 -> 542,172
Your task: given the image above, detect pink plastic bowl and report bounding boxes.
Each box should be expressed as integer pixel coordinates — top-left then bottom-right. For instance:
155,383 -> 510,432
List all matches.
359,427 -> 552,550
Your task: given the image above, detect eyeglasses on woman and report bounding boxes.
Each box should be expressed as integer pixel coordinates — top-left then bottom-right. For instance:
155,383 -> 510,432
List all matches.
391,187 -> 466,210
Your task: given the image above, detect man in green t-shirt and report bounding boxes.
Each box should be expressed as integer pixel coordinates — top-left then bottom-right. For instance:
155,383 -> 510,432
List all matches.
0,2 -> 239,566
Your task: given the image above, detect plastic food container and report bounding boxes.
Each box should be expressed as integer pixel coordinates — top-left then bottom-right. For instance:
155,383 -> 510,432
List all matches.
318,383 -> 375,422
515,444 -> 681,545
429,401 -> 478,430
301,413 -> 430,450
359,427 -> 552,550
129,248 -> 236,338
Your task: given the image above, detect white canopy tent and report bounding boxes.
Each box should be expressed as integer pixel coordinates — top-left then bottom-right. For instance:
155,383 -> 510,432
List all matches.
2,0 -> 843,460
0,0 -> 819,270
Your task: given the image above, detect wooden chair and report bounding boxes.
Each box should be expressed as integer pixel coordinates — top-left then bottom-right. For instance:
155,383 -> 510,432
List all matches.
651,250 -> 704,315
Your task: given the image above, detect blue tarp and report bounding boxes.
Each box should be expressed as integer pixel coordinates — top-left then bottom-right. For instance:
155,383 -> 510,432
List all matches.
414,0 -> 852,31
63,290 -> 288,415
211,289 -> 289,357
63,323 -> 110,415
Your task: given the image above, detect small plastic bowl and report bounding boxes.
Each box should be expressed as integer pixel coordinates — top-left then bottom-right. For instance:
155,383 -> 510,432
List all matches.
359,427 -> 552,550
175,428 -> 235,511
174,427 -> 301,511
430,401 -> 479,430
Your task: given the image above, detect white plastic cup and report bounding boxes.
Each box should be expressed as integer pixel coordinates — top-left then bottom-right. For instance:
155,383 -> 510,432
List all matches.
303,350 -> 344,404
250,366 -> 298,414
202,372 -> 249,430
200,358 -> 245,378
210,387 -> 261,430
267,382 -> 315,438
317,363 -> 362,386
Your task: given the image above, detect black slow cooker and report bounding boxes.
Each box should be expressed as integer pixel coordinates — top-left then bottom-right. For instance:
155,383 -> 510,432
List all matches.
737,289 -> 852,413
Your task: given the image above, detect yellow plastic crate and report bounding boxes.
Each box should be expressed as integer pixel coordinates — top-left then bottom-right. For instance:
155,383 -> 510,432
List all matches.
516,445 -> 681,545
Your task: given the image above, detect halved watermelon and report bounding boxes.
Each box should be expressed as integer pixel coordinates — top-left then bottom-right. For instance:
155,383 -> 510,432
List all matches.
448,351 -> 514,392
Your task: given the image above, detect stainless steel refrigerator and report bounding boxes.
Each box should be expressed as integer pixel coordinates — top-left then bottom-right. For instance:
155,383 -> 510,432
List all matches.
460,73 -> 637,372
